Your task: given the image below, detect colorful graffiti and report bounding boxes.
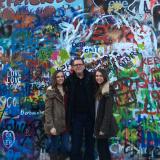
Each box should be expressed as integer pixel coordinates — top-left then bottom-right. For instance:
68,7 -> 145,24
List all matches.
0,0 -> 160,159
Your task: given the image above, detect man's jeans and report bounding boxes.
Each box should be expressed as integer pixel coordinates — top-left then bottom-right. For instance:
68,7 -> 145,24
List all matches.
71,113 -> 95,160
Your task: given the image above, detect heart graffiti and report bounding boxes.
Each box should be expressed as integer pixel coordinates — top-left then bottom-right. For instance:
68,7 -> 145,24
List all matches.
2,130 -> 15,149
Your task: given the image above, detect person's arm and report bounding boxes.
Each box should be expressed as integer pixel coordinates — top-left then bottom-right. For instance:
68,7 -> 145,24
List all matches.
64,77 -> 72,131
99,95 -> 113,135
44,90 -> 56,135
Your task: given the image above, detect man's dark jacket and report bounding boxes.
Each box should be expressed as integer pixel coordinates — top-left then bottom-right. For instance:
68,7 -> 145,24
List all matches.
65,69 -> 95,130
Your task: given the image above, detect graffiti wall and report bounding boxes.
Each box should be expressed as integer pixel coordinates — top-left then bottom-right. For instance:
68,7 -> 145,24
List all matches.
0,0 -> 160,159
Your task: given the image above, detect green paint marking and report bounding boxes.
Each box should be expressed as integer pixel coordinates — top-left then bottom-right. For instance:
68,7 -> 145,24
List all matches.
59,49 -> 70,63
138,44 -> 145,50
50,67 -> 56,74
38,47 -> 52,61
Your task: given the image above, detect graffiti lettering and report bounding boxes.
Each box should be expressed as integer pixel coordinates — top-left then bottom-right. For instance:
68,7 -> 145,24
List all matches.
72,42 -> 85,47
0,0 -> 75,8
108,0 -> 129,9
83,45 -> 104,54
141,57 -> 160,66
0,119 -> 27,133
5,69 -> 22,87
128,0 -> 151,14
20,110 -> 44,116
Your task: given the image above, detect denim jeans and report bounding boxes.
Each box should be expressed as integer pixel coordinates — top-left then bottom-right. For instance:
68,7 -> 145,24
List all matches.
49,132 -> 71,155
97,138 -> 111,160
71,113 -> 95,160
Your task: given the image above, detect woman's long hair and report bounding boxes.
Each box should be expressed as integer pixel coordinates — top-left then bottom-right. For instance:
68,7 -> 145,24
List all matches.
51,70 -> 65,90
95,68 -> 108,99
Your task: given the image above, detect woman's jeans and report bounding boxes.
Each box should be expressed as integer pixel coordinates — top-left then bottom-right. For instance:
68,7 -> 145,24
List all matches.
49,132 -> 71,156
97,138 -> 111,160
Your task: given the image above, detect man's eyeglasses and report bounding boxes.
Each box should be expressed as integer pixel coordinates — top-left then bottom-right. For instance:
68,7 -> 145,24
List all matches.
73,63 -> 84,67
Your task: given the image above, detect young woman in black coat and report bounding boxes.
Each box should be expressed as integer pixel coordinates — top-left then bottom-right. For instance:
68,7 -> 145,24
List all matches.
94,68 -> 118,160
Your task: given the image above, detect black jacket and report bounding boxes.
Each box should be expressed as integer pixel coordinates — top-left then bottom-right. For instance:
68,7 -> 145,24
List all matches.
94,82 -> 118,139
65,70 -> 95,129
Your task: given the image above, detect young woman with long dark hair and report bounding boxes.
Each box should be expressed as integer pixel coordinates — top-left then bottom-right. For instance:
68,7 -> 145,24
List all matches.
94,68 -> 118,160
44,70 -> 70,160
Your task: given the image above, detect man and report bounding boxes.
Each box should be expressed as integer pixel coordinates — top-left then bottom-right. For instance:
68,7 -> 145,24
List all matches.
65,57 -> 95,160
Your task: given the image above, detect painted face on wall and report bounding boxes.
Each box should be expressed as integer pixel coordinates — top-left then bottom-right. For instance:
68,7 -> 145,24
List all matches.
56,72 -> 65,86
95,71 -> 104,85
72,59 -> 85,75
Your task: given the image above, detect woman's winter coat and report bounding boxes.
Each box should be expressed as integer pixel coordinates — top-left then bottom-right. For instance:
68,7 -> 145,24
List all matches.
94,82 -> 118,139
44,86 -> 66,135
